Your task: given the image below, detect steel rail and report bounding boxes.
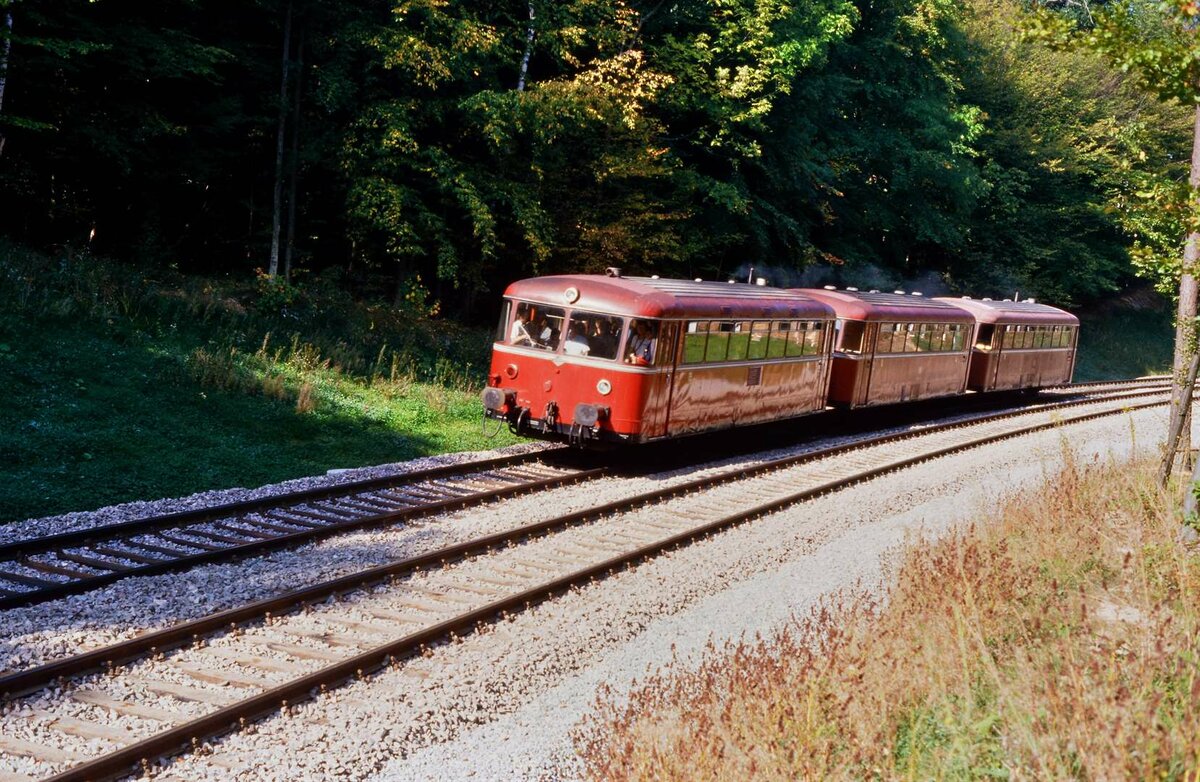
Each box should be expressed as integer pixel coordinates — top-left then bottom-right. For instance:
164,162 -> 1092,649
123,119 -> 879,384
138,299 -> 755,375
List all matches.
0,452 -> 594,610
0,449 -> 573,560
0,384 -> 1170,702
33,391 -> 1169,782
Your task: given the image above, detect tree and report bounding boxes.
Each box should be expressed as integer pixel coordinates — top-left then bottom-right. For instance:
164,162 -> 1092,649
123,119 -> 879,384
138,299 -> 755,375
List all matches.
0,2 -> 13,157
1030,0 -> 1200,497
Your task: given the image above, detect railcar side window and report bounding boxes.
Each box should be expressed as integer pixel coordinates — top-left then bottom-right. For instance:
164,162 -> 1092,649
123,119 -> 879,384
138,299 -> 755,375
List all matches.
706,322 -> 732,362
785,321 -> 805,357
940,324 -> 955,351
803,321 -> 824,355
876,323 -> 894,354
748,321 -> 771,360
1051,325 -> 1063,347
768,321 -> 791,358
915,324 -> 932,351
952,324 -> 966,351
683,322 -> 708,364
838,320 -> 865,354
496,300 -> 513,343
726,322 -> 752,361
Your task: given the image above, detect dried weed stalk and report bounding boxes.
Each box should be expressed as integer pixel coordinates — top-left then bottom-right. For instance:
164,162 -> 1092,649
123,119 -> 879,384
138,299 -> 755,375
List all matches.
575,454 -> 1200,780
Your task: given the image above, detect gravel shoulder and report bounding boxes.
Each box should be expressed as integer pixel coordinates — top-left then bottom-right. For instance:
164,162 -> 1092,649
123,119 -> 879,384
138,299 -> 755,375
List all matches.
139,407 -> 1174,782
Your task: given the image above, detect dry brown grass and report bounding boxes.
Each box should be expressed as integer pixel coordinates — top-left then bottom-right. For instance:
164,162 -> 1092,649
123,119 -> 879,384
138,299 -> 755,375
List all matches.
574,454 -> 1200,781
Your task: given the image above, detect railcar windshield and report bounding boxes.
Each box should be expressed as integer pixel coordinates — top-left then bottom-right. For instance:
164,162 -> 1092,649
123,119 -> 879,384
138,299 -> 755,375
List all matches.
500,300 -> 567,351
564,311 -> 624,360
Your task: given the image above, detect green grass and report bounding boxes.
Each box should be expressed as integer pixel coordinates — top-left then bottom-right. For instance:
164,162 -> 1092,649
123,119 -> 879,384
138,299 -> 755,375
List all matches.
0,244 -> 518,524
1073,307 -> 1174,381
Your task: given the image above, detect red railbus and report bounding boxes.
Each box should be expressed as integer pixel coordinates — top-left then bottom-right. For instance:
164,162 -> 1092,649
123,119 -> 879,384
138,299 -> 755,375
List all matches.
483,275 -> 1082,446
939,297 -> 1079,391
483,274 -> 835,444
796,288 -> 976,408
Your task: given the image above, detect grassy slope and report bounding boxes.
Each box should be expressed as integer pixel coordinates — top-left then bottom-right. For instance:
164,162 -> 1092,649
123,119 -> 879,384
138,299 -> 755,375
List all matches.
0,318 -> 513,523
0,247 -> 518,524
1074,306 -> 1174,381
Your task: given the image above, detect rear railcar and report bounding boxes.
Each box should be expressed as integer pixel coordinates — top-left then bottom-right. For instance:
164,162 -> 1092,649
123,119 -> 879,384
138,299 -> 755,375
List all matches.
937,297 -> 1079,391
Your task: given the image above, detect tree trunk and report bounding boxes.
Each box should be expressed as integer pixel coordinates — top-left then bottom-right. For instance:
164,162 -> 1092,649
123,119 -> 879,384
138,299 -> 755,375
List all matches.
268,1 -> 293,278
1161,102 -> 1200,487
516,3 -> 535,92
284,32 -> 304,283
0,9 -> 13,158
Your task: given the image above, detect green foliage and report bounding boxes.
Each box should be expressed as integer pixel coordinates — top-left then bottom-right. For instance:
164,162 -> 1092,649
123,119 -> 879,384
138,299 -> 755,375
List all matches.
1025,0 -> 1199,292
0,0 -> 1194,311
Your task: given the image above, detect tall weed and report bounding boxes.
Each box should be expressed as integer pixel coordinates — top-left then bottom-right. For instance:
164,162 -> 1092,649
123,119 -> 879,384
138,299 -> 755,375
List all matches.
575,456 -> 1200,780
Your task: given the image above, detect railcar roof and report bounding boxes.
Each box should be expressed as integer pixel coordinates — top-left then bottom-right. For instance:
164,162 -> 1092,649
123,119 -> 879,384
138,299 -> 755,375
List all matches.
796,288 -> 976,324
503,275 -> 834,320
934,297 -> 1079,326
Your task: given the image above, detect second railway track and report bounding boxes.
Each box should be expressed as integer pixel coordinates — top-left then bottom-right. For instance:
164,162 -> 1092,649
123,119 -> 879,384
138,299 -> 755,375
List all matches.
0,453 -> 598,609
0,376 -> 1169,612
0,383 -> 1176,781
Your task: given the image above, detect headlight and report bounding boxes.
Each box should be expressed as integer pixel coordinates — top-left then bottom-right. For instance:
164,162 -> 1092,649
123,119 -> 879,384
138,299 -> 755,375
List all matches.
597,379 -> 612,395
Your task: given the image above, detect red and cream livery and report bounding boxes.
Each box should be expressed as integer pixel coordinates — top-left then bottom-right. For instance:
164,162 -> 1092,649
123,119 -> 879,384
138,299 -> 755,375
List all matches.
484,274 -> 835,444
482,273 -> 1079,445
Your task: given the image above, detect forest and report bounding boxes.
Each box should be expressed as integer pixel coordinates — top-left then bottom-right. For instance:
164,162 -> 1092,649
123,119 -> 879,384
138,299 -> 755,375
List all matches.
0,0 -> 1193,321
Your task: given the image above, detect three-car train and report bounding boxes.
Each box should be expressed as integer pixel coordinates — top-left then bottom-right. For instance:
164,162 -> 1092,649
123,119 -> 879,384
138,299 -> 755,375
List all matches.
482,272 -> 1079,445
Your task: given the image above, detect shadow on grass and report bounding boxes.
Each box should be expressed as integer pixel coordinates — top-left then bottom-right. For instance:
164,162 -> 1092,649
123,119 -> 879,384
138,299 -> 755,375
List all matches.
1074,307 -> 1174,383
0,315 -> 505,524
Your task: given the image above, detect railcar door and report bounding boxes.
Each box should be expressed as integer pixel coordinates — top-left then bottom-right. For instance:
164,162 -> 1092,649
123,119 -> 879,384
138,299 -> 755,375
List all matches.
640,322 -> 678,438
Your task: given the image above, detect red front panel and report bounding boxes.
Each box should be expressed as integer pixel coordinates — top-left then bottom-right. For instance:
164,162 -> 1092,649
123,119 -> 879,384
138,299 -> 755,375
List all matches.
489,345 -> 670,439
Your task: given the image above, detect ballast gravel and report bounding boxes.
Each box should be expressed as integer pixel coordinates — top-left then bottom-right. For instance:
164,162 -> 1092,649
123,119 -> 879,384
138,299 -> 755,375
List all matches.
0,441 -> 553,546
0,397 -> 1176,780
135,406 -> 1174,782
0,394 -> 1130,676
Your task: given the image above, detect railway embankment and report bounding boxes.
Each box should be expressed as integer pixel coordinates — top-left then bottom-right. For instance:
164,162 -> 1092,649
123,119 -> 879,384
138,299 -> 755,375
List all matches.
0,242 -> 518,524
572,450 -> 1200,780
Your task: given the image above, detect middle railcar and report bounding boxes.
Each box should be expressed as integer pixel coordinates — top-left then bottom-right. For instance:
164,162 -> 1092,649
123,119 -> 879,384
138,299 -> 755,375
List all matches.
795,287 -> 976,408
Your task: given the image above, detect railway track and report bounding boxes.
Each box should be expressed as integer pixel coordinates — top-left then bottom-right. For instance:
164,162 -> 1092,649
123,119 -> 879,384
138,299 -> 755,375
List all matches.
0,376 -> 1168,613
0,382 -> 1176,781
0,452 -> 597,610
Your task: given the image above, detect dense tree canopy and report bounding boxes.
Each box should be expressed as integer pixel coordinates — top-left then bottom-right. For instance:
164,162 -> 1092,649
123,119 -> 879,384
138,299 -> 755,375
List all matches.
0,0 -> 1191,317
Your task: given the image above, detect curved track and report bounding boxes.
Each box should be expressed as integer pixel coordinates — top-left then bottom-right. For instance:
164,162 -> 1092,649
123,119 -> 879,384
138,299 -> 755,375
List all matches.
0,376 -> 1169,613
0,453 -> 597,609
0,382 -> 1174,781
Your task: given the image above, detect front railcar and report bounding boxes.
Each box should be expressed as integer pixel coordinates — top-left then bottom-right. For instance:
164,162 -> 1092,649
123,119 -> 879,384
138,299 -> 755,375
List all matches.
482,276 -> 674,445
